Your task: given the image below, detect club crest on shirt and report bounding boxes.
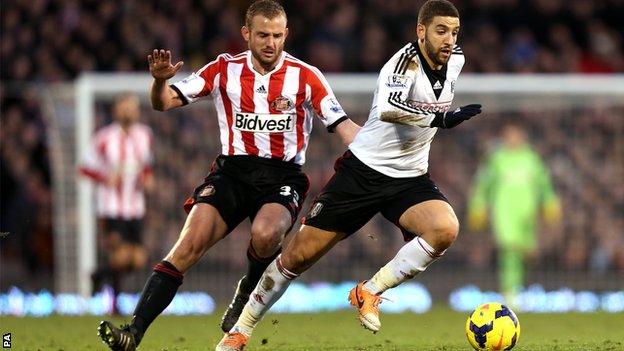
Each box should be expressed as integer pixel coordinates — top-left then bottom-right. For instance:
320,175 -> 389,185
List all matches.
271,96 -> 294,112
308,202 -> 324,218
199,185 -> 215,197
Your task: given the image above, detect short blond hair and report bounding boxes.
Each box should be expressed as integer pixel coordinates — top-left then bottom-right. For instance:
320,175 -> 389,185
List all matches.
245,0 -> 286,28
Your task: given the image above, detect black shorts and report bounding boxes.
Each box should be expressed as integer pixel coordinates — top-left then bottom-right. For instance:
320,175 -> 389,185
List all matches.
103,218 -> 143,244
303,150 -> 448,240
184,155 -> 310,233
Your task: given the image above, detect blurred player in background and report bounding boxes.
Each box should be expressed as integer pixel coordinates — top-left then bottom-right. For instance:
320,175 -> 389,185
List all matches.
217,1 -> 483,349
467,122 -> 561,303
98,1 -> 360,350
79,93 -> 154,314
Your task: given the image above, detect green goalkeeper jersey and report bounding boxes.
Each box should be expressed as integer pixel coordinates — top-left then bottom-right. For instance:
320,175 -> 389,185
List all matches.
469,144 -> 558,246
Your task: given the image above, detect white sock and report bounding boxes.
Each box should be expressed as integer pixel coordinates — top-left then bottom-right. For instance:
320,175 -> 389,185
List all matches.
232,255 -> 298,336
363,236 -> 443,295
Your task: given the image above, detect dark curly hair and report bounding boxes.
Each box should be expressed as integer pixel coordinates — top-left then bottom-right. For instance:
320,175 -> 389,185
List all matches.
418,0 -> 459,26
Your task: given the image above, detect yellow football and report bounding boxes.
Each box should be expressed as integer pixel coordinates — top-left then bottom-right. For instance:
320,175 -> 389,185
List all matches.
465,302 -> 520,350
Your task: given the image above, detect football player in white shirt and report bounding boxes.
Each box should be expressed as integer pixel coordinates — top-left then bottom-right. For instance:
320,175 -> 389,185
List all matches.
217,1 -> 482,349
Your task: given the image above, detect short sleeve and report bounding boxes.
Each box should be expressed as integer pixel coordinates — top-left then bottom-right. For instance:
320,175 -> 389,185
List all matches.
306,66 -> 347,130
376,46 -> 435,127
170,55 -> 223,104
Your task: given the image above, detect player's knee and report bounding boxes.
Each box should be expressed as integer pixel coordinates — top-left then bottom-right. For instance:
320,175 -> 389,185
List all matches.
133,247 -> 147,269
428,215 -> 459,250
105,232 -> 122,251
251,223 -> 284,256
280,250 -> 307,273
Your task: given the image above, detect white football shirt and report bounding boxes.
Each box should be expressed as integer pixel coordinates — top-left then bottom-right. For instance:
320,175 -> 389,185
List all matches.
349,42 -> 465,177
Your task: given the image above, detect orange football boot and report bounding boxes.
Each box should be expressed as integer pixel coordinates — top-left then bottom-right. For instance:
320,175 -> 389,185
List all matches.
215,331 -> 248,351
348,281 -> 383,333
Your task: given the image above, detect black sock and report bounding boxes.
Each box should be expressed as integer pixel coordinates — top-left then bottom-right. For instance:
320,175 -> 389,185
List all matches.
111,270 -> 122,314
240,244 -> 280,294
130,260 -> 183,344
91,266 -> 113,294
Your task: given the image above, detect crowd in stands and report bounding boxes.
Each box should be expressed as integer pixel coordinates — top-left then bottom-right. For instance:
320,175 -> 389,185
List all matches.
2,0 -> 623,82
0,88 -> 54,279
1,0 -> 623,291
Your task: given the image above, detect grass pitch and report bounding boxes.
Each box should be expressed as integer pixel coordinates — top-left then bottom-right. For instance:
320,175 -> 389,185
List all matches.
1,307 -> 622,350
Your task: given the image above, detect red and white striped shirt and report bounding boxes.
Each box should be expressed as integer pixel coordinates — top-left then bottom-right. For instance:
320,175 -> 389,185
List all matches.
79,123 -> 154,219
171,51 -> 346,165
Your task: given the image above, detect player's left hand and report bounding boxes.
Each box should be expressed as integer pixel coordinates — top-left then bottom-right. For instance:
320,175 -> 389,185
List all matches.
542,200 -> 562,225
431,104 -> 482,128
148,49 -> 184,81
467,207 -> 488,231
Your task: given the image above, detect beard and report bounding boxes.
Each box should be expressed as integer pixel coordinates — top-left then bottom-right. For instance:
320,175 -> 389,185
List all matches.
251,46 -> 283,69
424,37 -> 449,66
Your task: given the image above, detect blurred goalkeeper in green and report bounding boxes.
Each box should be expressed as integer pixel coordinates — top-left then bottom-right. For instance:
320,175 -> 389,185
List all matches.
467,122 -> 561,302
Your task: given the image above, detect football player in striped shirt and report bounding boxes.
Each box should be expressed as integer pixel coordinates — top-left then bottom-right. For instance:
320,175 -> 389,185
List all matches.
217,1 -> 482,349
80,94 -> 154,314
98,1 -> 359,350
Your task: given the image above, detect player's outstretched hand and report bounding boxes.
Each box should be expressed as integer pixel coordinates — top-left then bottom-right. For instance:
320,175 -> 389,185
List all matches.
148,49 -> 184,80
431,104 -> 482,129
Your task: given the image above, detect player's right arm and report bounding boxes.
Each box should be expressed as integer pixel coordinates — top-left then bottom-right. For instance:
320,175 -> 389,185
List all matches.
148,49 -> 185,111
78,129 -> 119,186
467,152 -> 497,231
533,151 -> 561,224
376,52 -> 434,127
305,65 -> 360,145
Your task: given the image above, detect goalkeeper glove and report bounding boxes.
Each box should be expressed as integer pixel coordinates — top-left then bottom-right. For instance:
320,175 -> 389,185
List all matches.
431,104 -> 482,128
542,199 -> 562,225
467,207 -> 488,231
